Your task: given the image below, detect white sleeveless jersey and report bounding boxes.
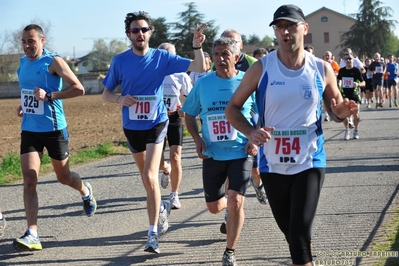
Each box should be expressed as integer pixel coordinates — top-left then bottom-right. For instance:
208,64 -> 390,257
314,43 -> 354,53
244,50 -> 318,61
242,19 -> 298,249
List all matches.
162,72 -> 192,113
257,51 -> 327,175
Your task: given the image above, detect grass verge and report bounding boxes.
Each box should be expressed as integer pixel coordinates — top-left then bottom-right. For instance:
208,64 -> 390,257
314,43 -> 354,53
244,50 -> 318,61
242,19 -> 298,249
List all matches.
371,207 -> 399,266
0,141 -> 129,185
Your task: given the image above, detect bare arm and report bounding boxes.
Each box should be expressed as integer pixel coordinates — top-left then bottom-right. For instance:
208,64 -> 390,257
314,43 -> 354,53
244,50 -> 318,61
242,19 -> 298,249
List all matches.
225,60 -> 273,146
185,114 -> 208,159
47,57 -> 84,100
187,24 -> 207,73
101,88 -> 137,107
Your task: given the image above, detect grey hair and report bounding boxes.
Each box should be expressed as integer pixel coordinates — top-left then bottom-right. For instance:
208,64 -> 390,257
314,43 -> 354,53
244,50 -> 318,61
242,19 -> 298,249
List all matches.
221,29 -> 242,43
158,42 -> 176,54
213,37 -> 240,57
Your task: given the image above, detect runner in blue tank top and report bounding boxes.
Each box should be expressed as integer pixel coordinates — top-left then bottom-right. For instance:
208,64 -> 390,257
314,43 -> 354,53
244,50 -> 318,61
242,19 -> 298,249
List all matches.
226,5 -> 358,266
13,24 -> 97,252
101,11 -> 207,254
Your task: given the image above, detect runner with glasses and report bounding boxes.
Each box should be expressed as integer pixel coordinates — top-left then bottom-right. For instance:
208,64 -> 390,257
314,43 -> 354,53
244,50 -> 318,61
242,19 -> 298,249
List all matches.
102,11 -> 207,254
226,5 -> 358,265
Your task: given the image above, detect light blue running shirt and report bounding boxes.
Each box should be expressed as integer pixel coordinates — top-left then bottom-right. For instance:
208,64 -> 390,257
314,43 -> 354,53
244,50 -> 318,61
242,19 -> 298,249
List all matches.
181,71 -> 255,161
17,49 -> 67,132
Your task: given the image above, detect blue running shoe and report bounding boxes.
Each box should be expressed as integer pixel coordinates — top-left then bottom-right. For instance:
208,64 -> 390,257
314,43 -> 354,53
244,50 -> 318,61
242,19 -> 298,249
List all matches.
83,182 -> 97,217
13,230 -> 42,251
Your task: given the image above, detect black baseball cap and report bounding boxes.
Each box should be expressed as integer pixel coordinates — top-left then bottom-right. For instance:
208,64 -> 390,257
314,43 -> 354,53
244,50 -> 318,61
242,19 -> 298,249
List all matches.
269,5 -> 306,26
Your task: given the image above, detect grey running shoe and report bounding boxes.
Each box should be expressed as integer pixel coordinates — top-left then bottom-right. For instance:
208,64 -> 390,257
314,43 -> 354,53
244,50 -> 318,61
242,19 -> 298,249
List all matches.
160,163 -> 171,189
220,209 -> 228,234
158,200 -> 171,236
222,251 -> 237,266
250,176 -> 268,205
13,230 -> 42,251
324,115 -> 330,122
0,216 -> 5,238
83,182 -> 97,217
353,130 -> 359,139
169,193 -> 181,209
144,233 -> 160,254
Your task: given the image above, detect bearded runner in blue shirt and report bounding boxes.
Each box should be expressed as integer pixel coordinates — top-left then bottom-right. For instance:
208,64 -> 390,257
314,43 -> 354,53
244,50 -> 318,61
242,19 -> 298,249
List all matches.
102,11 -> 207,254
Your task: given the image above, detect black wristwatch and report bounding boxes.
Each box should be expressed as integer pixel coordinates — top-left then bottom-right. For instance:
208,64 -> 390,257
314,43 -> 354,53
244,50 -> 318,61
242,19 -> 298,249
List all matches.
46,92 -> 52,102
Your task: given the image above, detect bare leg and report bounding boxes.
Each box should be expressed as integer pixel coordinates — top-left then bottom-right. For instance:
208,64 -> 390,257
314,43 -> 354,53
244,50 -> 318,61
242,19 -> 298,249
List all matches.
225,190 -> 245,250
52,157 -> 88,196
133,142 -> 164,227
169,145 -> 182,193
20,152 -> 41,232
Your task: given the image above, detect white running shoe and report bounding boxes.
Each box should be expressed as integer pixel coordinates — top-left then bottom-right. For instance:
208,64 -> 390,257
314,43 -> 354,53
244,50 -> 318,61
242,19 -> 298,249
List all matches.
158,200 -> 171,236
160,163 -> 171,189
169,193 -> 181,209
344,129 -> 351,140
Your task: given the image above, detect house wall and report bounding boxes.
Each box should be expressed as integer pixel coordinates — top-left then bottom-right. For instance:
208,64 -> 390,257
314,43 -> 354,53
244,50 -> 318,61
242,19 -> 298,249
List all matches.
306,8 -> 356,59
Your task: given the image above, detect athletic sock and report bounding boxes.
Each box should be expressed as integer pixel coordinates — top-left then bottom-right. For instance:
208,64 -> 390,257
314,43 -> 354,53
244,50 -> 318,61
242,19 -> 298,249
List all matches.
27,229 -> 38,237
148,226 -> 157,236
225,247 -> 235,254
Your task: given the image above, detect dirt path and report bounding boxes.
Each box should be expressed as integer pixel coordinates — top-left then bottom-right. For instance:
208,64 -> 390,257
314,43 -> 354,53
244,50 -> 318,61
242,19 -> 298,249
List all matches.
0,94 -> 125,161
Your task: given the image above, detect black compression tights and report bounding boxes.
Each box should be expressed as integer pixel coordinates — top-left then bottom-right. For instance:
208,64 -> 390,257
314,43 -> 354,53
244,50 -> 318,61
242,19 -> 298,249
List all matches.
261,168 -> 325,264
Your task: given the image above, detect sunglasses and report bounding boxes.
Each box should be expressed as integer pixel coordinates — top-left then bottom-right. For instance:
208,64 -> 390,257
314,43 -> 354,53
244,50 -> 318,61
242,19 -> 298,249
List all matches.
344,57 -> 353,61
129,27 -> 151,34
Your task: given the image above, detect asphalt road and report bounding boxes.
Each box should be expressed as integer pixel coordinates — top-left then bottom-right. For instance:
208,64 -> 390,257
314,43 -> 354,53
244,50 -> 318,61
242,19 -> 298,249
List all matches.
0,104 -> 398,266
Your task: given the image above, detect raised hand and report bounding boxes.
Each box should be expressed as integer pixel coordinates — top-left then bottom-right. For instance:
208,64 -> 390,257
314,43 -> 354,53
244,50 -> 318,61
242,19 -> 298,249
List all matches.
192,24 -> 207,47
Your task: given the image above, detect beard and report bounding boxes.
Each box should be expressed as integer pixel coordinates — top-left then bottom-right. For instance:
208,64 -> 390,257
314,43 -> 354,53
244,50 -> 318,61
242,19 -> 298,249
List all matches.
132,43 -> 145,51
132,39 -> 147,52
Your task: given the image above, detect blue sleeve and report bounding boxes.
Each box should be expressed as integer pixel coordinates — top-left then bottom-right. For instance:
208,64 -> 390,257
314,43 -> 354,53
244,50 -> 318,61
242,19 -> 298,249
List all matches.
181,82 -> 201,116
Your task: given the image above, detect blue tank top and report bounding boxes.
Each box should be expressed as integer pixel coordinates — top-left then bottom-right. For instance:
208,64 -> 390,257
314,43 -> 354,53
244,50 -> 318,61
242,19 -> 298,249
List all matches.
17,49 -> 67,132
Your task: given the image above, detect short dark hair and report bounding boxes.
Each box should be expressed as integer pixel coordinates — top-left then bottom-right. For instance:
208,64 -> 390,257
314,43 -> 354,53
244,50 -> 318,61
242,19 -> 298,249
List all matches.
23,24 -> 44,37
124,11 -> 153,34
253,48 -> 268,58
304,45 -> 314,54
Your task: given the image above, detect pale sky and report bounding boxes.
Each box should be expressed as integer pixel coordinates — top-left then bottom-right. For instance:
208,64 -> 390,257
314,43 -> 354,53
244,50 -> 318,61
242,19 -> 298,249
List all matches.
1,0 -> 398,58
